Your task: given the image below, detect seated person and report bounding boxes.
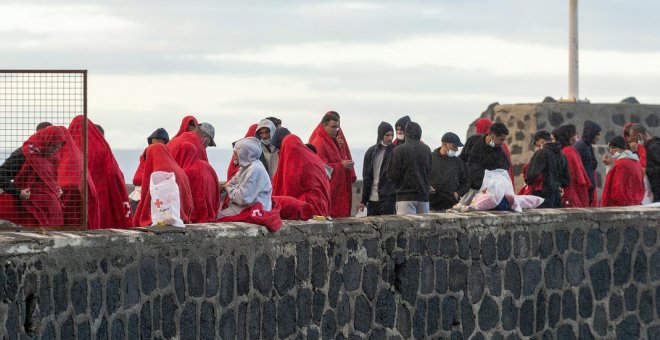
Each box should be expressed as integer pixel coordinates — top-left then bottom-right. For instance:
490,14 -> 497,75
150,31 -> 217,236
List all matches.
171,142 -> 220,223
601,136 -> 644,207
219,137 -> 272,217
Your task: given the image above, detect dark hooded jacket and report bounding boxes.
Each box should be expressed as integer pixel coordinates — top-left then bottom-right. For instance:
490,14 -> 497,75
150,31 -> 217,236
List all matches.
147,128 -> 169,145
393,115 -> 411,145
645,136 -> 660,201
429,147 -> 469,210
465,135 -> 510,190
573,120 -> 601,189
362,122 -> 395,205
387,122 -> 432,201
525,142 -> 570,195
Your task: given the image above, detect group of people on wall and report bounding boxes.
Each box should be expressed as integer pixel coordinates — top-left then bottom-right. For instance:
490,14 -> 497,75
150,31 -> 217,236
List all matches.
0,111 -> 658,230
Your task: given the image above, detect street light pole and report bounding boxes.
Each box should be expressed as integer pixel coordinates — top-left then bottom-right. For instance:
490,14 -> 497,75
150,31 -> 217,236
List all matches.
568,0 -> 579,101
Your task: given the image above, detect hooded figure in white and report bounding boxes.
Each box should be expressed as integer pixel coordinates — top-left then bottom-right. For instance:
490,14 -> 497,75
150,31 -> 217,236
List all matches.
219,137 -> 273,217
254,119 -> 279,178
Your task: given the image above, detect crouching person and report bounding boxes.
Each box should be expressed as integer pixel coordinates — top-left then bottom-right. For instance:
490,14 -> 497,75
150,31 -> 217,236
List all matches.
219,137 -> 272,217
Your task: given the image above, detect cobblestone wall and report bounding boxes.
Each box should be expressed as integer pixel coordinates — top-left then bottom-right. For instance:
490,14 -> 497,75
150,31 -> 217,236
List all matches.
0,207 -> 659,339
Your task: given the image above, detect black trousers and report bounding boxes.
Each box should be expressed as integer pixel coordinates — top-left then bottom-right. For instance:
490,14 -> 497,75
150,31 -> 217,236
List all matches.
535,190 -> 562,208
367,199 -> 396,216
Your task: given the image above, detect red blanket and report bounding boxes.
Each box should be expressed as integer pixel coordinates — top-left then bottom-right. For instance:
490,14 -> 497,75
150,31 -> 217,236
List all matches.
56,126 -> 101,229
601,158 -> 644,207
226,124 -> 258,181
132,148 -> 147,186
561,146 -> 590,208
168,131 -> 208,163
134,144 -> 194,226
274,134 -> 331,216
501,143 -> 515,187
218,201 -> 282,232
69,116 -> 133,228
171,142 -> 220,223
273,196 -> 313,220
174,115 -> 198,138
308,122 -> 355,217
518,163 -> 543,195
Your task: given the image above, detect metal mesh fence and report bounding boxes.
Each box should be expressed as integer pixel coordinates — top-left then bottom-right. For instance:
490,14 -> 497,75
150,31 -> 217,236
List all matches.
0,70 -> 87,229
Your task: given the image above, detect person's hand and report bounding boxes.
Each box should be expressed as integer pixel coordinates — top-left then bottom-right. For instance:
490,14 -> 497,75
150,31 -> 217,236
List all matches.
454,192 -> 460,201
429,186 -> 436,194
19,188 -> 30,201
222,182 -> 232,192
602,153 -> 613,166
57,187 -> 63,197
560,187 -> 565,196
342,160 -> 354,169
357,202 -> 366,212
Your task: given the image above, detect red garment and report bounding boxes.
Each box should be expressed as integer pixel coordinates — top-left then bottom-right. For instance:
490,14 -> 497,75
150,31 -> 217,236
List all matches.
308,122 -> 355,217
475,118 -> 493,134
226,124 -> 258,181
561,146 -> 591,208
171,142 -> 220,223
274,134 -> 331,216
134,144 -> 194,226
218,201 -> 282,232
518,163 -> 542,195
174,115 -> 198,138
56,126 -> 101,229
273,196 -> 314,220
501,143 -> 515,187
637,144 -> 647,168
68,116 -> 133,228
601,157 -> 644,207
1,127 -> 65,226
167,131 -> 208,163
132,148 -> 147,186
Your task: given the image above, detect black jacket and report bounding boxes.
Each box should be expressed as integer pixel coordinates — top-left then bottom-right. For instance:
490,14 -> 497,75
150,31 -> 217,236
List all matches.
645,137 -> 660,200
388,122 -> 432,202
525,142 -> 570,194
573,121 -> 601,189
0,148 -> 26,198
429,148 -> 469,210
465,135 -> 510,190
459,133 -> 482,163
362,122 -> 396,204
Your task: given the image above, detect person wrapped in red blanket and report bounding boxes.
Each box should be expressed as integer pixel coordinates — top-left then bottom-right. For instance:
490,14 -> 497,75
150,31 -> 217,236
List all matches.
174,115 -> 198,138
134,143 -> 194,226
132,128 -> 170,187
601,136 -> 644,207
553,125 -> 590,208
171,142 -> 220,223
272,130 -> 330,218
308,111 -> 356,217
69,116 -> 133,228
0,126 -> 66,226
168,121 -> 215,163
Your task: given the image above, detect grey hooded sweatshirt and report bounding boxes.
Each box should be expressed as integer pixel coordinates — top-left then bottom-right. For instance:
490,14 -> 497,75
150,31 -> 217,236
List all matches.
255,119 -> 279,177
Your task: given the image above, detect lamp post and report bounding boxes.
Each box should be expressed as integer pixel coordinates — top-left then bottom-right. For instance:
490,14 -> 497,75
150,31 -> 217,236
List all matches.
568,0 -> 579,101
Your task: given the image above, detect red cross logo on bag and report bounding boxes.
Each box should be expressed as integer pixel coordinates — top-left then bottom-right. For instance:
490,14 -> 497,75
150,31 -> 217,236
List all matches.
155,199 -> 163,208
251,209 -> 262,217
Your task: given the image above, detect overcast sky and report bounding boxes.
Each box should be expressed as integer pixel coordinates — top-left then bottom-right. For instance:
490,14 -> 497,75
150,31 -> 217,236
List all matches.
2,0 -> 660,150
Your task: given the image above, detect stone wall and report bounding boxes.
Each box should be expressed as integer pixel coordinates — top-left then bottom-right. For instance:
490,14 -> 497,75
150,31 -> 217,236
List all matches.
0,207 -> 659,339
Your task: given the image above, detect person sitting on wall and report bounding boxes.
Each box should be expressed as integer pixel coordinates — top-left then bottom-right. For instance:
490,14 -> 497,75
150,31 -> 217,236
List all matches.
171,142 -> 220,223
173,115 -> 198,138
524,130 -> 570,208
133,128 -> 170,188
168,122 -> 216,163
553,125 -> 591,208
601,136 -> 644,207
461,117 -> 514,186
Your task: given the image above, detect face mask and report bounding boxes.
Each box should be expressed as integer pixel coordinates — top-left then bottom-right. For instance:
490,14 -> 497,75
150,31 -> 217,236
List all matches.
447,150 -> 457,157
397,133 -> 404,140
488,140 -> 496,148
612,151 -> 621,159
261,139 -> 270,146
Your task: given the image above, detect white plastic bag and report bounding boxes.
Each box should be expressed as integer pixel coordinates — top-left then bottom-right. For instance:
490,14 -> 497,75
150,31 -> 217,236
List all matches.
510,194 -> 545,212
150,171 -> 184,227
128,186 -> 141,201
355,206 -> 368,217
480,169 -> 515,204
642,175 -> 654,205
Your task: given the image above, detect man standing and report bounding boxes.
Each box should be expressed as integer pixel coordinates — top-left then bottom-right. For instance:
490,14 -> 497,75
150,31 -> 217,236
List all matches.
309,112 -> 356,217
464,122 -> 510,197
573,120 -> 601,206
359,122 -> 396,216
388,121 -> 432,215
634,125 -> 660,202
601,136 -> 644,206
524,130 -> 570,208
255,118 -> 279,178
429,132 -> 469,211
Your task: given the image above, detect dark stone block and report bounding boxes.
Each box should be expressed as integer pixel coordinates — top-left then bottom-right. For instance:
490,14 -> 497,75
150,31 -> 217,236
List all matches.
53,268 -> 68,315
370,328 -> 386,340
311,247 -> 328,288
478,296 -> 499,332
321,311 -> 337,339
557,324 -> 576,340
457,233 -> 470,259
442,296 -> 458,331
498,232 -> 512,260
140,301 -> 152,340
274,256 -> 295,295
589,259 -> 611,300
440,237 -> 457,257
607,229 -> 620,254
248,301 -> 261,339
482,234 -> 496,266
4,303 -> 18,339
39,274 -> 51,318
646,114 -> 660,127
397,232 -> 407,249
354,295 -> 372,333
515,130 -> 526,141
556,230 -> 569,254
633,249 -> 648,283
110,318 -> 125,340
571,229 -> 584,252
539,231 -> 553,259
420,257 -> 435,294
426,236 -> 440,255
624,227 -> 639,249
522,260 -> 541,296
487,264 -> 502,296
427,296 -> 439,336
513,231 -> 530,258
435,259 -> 448,294
344,257 -> 361,292
128,314 -> 139,340
307,327 -> 320,340
501,296 -> 518,331
593,304 -> 607,336
579,323 -> 594,340
363,239 -> 379,258
649,326 -> 660,340
505,334 -> 521,340
469,235 -> 480,260
312,291 -> 325,324
624,284 -> 637,311
652,250 -> 660,282
42,321 -> 56,340
657,286 -> 660,319
174,264 -> 186,304
253,254 -> 273,296
162,294 -> 177,338
614,247 -> 632,286
3,266 -> 17,303
640,290 -> 653,324
395,258 -> 420,304
90,278 -> 102,320
97,317 -> 108,340
536,291 -> 546,332
566,253 -> 585,286
382,261 -> 395,287
139,257 -> 157,295
469,263 -> 485,303
328,271 -> 342,308
107,275 -> 121,315
448,259 -> 468,293
347,238 -> 358,251
413,299 -> 426,339
124,267 -> 140,308
219,309 -> 236,340
205,256 -> 218,298
549,111 -> 564,127
375,289 -> 395,328
296,288 -> 312,327
544,256 -> 563,289
504,261 -> 521,298
200,301 -> 216,340
409,237 -> 425,255
180,302 -> 197,339
152,295 -> 161,332
384,237 -> 396,255
492,332 -> 504,340
71,279 -> 88,315
362,264 -> 379,301
77,321 -> 91,339
278,295 -> 296,338
262,300 -> 276,339
586,230 -> 603,259
157,255 -> 171,289
218,263 -> 235,308
237,255 -> 250,297
643,227 -> 657,247
461,296 -> 475,337
563,290 -> 577,320
609,293 -> 623,320
396,303 -> 411,338
612,113 -> 626,125
548,293 -> 561,327
616,315 -> 640,339
579,286 -> 593,318
337,294 -> 350,326
519,299 -> 534,336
